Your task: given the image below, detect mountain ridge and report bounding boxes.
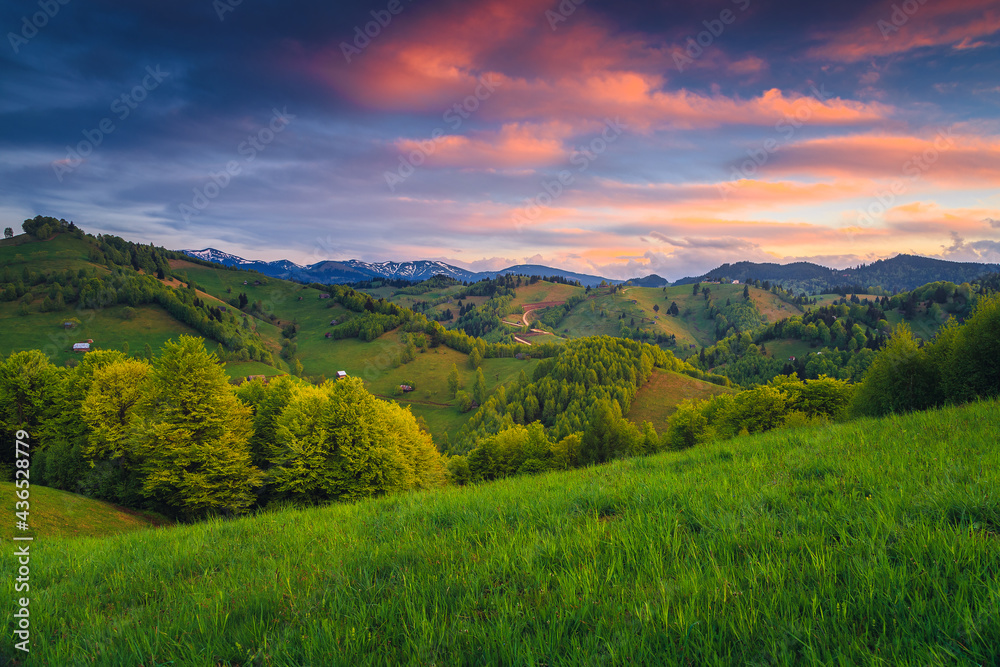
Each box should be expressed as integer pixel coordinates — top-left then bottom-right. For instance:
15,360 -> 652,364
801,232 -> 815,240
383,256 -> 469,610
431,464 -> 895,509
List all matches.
182,247 -> 999,293
673,253 -> 999,292
181,248 -> 621,287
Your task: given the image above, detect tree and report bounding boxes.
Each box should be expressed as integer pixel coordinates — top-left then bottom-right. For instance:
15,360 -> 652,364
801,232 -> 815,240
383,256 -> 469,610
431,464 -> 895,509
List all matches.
468,347 -> 483,369
79,358 -> 151,461
850,323 -> 937,418
3,227 -> 12,239
473,367 -> 487,405
268,378 -> 445,503
447,363 -> 460,398
456,390 -> 475,412
743,284 -> 750,300
130,336 -> 263,518
0,350 -> 62,439
941,292 -> 1000,404
653,304 -> 659,313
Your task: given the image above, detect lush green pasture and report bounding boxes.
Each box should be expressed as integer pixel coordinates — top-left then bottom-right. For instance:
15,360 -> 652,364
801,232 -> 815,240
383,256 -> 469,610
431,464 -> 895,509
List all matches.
12,400 -> 999,665
627,369 -> 734,432
762,338 -> 818,362
558,284 -> 752,349
0,232 -> 96,273
0,302 -> 201,366
223,361 -> 287,379
511,281 -> 586,310
0,483 -> 166,541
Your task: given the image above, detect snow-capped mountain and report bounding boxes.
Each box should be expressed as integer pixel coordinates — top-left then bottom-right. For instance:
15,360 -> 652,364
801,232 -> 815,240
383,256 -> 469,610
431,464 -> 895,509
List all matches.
344,260 -> 479,282
180,248 -> 618,287
183,248 -> 261,266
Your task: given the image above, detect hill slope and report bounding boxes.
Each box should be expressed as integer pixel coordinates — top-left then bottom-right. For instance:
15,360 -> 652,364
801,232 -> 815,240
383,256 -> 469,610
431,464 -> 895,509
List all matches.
0,482 -> 165,541
677,254 -> 998,292
628,368 -> 735,431
13,399 -> 999,664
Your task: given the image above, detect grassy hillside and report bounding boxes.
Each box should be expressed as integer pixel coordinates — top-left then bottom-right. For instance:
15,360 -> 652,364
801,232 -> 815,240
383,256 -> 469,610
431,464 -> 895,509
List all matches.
555,283 -> 801,352
0,236 -> 213,364
0,302 -> 202,366
0,482 -> 166,541
11,399 -> 998,665
628,368 -> 735,432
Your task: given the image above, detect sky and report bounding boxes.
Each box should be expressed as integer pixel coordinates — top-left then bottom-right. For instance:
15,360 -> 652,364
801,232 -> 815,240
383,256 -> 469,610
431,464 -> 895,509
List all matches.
1,0 -> 999,281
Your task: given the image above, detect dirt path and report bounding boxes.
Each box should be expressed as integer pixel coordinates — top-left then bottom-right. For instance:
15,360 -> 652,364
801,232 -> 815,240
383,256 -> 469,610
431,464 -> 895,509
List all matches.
513,336 -> 533,346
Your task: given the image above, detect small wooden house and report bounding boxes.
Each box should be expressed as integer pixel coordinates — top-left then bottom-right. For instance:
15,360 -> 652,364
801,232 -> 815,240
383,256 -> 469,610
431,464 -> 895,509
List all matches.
336,370 -> 347,379
72,342 -> 90,353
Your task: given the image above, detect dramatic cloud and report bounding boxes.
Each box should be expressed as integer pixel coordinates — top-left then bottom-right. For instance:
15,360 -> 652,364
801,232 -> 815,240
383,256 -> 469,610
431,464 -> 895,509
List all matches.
1,0 -> 998,280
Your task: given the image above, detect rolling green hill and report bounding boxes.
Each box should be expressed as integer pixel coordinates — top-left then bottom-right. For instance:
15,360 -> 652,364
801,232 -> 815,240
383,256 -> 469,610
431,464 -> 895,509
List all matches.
10,398 -> 998,664
0,482 -> 166,541
627,368 -> 735,432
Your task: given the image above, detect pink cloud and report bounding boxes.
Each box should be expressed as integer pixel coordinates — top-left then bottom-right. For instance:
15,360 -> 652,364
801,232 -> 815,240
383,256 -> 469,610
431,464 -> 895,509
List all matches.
810,0 -> 1000,62
307,0 -> 892,132
394,122 -> 571,170
762,131 -> 1000,186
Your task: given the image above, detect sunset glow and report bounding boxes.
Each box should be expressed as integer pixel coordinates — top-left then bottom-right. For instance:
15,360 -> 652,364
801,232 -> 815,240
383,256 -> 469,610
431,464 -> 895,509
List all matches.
3,0 -> 998,279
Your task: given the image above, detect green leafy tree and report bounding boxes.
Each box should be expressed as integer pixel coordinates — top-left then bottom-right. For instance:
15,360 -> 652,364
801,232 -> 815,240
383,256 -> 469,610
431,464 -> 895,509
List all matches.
130,336 -> 263,518
79,358 -> 151,461
268,377 -> 445,503
456,390 -> 475,413
941,292 -> 1000,403
850,323 -> 937,418
473,367 -> 487,405
447,363 -> 460,398
3,227 -> 12,239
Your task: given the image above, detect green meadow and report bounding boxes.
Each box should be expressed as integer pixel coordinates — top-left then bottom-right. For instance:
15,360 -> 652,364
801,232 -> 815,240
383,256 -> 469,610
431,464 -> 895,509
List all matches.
9,398 -> 998,665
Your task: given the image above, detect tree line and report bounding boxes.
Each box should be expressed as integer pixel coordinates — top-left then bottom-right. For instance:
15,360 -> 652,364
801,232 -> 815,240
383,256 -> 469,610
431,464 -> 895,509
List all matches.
0,336 -> 445,519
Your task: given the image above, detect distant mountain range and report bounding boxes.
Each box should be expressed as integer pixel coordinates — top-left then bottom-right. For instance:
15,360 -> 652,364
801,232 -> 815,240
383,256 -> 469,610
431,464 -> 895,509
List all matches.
181,249 -> 621,288
674,254 -> 999,292
182,248 -> 999,293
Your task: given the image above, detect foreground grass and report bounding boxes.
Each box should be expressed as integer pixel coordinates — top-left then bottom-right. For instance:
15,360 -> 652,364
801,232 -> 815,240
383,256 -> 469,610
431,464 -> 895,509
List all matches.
6,401 -> 1000,666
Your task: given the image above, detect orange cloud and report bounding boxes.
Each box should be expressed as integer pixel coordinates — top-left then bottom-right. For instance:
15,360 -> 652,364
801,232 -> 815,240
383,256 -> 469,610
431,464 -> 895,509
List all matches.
763,131 -> 1000,186
394,122 -> 570,170
309,0 -> 892,132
